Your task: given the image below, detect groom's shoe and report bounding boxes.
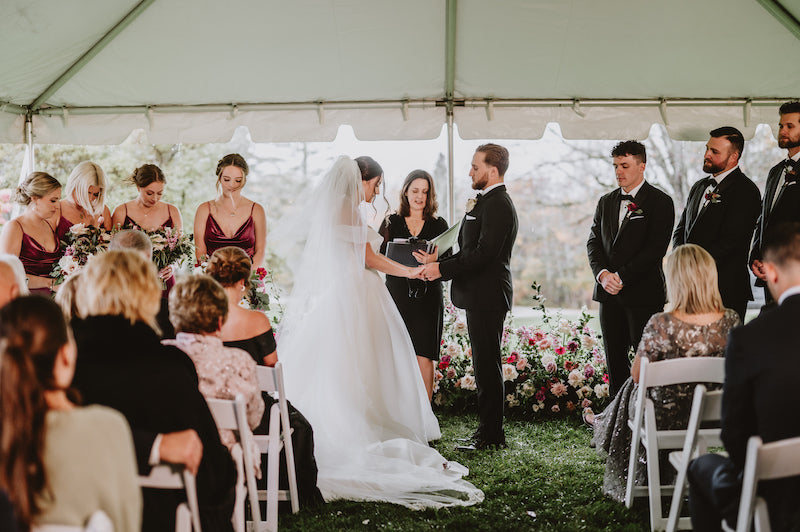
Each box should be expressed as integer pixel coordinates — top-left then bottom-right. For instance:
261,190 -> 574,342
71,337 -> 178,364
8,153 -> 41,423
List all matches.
456,439 -> 507,452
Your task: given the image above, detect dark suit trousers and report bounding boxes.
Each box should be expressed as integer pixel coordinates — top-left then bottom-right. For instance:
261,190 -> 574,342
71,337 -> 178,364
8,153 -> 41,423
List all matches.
599,299 -> 662,397
466,308 -> 507,443
688,454 -> 741,531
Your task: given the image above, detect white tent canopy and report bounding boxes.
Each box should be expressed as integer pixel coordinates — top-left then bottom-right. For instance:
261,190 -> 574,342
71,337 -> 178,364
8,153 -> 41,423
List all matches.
1,0 -> 799,146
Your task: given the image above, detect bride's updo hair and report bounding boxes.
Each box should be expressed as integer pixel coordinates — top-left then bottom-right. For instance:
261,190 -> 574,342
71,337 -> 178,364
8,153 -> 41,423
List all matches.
206,246 -> 252,289
14,172 -> 61,205
215,154 -> 249,193
355,156 -> 383,181
128,164 -> 165,189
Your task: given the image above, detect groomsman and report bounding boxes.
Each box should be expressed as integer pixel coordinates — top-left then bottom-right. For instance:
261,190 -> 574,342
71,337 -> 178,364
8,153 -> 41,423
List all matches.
750,101 -> 800,306
673,127 -> 761,321
421,144 -> 518,450
587,141 -> 674,397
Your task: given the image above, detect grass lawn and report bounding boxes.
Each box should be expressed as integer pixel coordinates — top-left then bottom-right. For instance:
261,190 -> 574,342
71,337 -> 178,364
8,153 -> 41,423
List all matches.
280,414 -> 649,531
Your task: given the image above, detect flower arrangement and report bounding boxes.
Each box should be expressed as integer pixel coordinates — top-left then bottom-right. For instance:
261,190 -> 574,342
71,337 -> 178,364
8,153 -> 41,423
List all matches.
432,282 -> 611,420
626,202 -> 643,216
0,189 -> 13,232
50,224 -> 112,284
244,266 -> 272,312
148,226 -> 194,271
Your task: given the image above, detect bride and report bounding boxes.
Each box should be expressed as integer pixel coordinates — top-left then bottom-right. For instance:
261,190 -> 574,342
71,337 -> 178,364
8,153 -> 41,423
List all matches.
273,156 -> 483,509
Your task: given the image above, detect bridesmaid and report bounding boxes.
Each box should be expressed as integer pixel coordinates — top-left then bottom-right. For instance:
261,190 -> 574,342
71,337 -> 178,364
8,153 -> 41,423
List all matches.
0,172 -> 62,294
379,169 -> 449,400
111,164 -> 183,283
194,154 -> 266,267
56,161 -> 112,240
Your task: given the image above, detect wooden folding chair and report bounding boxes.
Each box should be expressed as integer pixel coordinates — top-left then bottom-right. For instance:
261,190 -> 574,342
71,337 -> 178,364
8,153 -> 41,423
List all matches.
665,385 -> 723,532
206,394 -> 262,532
624,356 -> 725,531
139,464 -> 201,532
255,363 -> 300,532
735,435 -> 800,532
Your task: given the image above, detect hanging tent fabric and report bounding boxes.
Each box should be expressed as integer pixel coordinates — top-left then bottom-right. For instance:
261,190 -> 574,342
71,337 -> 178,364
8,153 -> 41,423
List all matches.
1,0 -> 799,146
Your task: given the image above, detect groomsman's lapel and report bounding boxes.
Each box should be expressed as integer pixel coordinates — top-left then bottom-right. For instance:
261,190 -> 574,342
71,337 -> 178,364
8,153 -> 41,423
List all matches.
763,168 -> 784,225
612,183 -> 649,248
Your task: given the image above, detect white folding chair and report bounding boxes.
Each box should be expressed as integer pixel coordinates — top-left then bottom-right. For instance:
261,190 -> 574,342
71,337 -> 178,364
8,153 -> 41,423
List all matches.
139,464 -> 201,532
255,363 -> 300,532
33,510 -> 115,532
735,435 -> 800,532
665,385 -> 724,532
205,394 -> 262,532
624,356 -> 725,531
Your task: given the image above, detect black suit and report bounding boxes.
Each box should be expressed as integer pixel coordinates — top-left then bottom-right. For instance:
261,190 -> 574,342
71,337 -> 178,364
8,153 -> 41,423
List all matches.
72,315 -> 236,532
750,159 -> 800,304
673,167 -> 761,320
587,181 -> 674,395
439,184 -> 517,444
688,294 -> 800,531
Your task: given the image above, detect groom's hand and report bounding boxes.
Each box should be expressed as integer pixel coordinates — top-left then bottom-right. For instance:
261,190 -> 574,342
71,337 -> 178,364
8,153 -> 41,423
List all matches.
599,271 -> 623,295
422,262 -> 442,281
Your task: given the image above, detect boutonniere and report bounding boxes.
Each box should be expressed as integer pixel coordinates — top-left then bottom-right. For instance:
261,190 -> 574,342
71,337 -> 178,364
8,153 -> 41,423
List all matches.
704,191 -> 722,204
786,162 -> 798,183
626,202 -> 643,216
466,198 -> 478,212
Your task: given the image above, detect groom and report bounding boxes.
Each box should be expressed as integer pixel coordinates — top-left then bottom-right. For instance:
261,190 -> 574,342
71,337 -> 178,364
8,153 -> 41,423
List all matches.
422,144 -> 518,450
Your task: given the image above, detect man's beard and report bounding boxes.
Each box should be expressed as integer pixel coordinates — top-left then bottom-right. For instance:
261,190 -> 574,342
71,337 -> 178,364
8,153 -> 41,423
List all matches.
472,174 -> 488,190
779,137 -> 800,149
703,160 -> 726,174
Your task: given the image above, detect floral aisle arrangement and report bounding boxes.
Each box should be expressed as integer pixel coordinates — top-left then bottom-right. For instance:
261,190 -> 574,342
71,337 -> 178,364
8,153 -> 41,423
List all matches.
432,282 -> 611,420
50,224 -> 112,284
0,189 -> 13,232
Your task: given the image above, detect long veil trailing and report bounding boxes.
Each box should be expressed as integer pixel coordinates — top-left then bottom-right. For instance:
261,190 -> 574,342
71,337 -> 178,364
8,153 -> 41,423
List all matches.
271,156 -> 483,508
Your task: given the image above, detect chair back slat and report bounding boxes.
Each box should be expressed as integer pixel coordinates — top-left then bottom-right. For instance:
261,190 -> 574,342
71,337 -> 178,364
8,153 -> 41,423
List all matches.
206,397 -> 239,431
256,365 -> 278,394
757,436 -> 800,480
640,356 -> 725,388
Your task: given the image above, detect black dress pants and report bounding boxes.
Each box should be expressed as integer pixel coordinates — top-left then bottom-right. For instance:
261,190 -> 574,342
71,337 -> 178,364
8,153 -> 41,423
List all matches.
466,307 -> 507,444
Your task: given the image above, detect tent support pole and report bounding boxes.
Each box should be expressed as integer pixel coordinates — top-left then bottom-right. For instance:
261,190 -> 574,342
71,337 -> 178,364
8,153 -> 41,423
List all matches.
754,0 -> 800,40
24,113 -> 34,173
444,0 -> 457,223
30,0 -> 158,110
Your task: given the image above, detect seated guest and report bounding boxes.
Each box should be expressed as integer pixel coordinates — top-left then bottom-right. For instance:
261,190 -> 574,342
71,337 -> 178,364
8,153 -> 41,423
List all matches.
54,271 -> 82,321
0,253 -> 29,306
591,244 -> 739,501
206,246 -> 276,366
109,229 -> 174,338
206,246 -> 324,507
71,250 -> 236,532
0,172 -> 62,294
689,222 -> 800,531
0,296 -> 141,531
164,274 -> 265,476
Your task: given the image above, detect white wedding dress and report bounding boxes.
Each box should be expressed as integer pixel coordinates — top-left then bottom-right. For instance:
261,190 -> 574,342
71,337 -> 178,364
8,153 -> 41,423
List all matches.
273,156 -> 483,509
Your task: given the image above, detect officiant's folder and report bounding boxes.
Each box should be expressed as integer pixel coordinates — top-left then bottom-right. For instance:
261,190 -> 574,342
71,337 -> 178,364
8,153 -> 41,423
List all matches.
429,220 -> 460,255
386,239 -> 433,267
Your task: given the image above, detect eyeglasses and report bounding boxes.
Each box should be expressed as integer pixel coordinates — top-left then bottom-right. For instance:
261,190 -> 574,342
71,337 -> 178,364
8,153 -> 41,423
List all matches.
408,281 -> 427,299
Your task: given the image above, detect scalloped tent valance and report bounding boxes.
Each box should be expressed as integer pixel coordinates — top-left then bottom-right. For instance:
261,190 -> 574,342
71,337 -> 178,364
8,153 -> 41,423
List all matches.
1,0 -> 799,145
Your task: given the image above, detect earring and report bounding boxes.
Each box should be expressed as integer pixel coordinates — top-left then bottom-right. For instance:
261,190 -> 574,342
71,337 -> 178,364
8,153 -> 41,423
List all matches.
241,285 -> 246,292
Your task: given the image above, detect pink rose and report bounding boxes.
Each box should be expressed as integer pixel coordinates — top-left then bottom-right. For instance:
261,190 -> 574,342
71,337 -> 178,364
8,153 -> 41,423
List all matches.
446,367 -> 456,379
550,382 -> 568,397
516,358 -> 527,371
582,398 -> 592,408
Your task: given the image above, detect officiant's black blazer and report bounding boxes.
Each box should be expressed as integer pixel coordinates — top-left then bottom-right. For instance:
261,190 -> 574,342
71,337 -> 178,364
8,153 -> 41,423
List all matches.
587,181 -> 674,307
720,294 -> 800,529
673,168 -> 760,304
750,160 -> 800,286
439,184 -> 517,311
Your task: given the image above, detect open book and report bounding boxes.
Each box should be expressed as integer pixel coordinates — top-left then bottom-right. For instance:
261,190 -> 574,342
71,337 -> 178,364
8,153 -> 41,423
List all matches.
385,221 -> 461,266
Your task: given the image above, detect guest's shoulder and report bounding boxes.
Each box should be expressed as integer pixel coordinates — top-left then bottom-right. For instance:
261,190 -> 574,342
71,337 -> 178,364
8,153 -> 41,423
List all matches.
48,404 -> 132,436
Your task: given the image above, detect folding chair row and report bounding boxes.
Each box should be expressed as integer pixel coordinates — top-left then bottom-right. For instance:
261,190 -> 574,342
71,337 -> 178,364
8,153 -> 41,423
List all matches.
138,464 -> 202,532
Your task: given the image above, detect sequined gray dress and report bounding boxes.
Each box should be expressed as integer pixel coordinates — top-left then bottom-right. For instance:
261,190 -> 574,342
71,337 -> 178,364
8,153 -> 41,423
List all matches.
591,309 -> 739,502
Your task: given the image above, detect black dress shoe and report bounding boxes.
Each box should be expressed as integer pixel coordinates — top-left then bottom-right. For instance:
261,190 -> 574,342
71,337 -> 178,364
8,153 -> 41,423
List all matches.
456,439 -> 507,452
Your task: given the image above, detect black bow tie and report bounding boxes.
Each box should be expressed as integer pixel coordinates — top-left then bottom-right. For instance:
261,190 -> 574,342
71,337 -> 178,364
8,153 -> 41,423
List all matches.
619,194 -> 635,202
702,176 -> 718,189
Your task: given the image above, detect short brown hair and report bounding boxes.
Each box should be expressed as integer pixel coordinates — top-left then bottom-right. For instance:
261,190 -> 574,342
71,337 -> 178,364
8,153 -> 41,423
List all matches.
397,170 -> 439,219
206,246 -> 252,289
476,144 -> 509,177
169,275 -> 228,334
763,222 -> 800,268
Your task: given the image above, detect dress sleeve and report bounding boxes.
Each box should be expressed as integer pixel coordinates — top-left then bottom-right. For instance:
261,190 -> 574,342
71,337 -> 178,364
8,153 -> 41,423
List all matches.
635,314 -> 668,362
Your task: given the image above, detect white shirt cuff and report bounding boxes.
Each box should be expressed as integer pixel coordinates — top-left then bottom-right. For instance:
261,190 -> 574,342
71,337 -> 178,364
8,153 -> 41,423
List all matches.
149,433 -> 164,466
597,269 -> 609,283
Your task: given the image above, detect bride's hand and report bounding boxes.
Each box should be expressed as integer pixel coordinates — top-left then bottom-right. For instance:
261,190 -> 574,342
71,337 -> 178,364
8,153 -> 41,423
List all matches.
407,265 -> 425,279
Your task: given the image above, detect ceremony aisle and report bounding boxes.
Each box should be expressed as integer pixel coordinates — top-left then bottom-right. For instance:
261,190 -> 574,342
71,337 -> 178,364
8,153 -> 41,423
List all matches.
280,413 -> 649,531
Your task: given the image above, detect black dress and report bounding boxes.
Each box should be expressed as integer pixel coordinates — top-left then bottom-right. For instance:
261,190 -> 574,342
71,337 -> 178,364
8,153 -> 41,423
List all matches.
223,333 -> 324,508
378,213 -> 449,360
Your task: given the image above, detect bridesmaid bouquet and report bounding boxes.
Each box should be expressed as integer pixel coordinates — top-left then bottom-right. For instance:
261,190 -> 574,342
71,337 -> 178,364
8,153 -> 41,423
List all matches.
245,266 -> 272,312
149,227 -> 194,271
51,224 -> 112,284
433,283 -> 611,420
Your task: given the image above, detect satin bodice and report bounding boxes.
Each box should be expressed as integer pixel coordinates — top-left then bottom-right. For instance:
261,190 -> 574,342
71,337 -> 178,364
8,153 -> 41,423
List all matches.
55,216 -> 74,243
122,203 -> 174,231
16,220 -> 61,277
204,204 -> 256,259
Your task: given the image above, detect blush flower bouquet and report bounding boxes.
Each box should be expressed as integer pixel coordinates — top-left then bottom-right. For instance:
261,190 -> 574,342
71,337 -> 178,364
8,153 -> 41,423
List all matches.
432,282 -> 611,420
148,226 -> 194,271
50,224 -> 112,284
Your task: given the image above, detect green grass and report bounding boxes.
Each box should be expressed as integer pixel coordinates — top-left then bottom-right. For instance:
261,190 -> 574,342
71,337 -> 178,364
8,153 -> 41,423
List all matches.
280,414 -> 649,531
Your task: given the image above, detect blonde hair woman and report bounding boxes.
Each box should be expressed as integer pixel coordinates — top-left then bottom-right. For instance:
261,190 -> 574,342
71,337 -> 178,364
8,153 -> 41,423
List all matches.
591,244 -> 740,502
0,172 -> 62,293
70,250 -> 238,530
57,161 -> 113,240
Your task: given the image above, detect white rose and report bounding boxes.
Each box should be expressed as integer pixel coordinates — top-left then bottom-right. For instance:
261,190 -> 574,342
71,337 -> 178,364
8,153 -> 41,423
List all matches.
581,335 -> 597,349
454,320 -> 468,335
568,369 -> 585,388
69,223 -> 89,236
594,383 -> 609,398
521,382 -> 536,397
580,385 -> 593,398
446,343 -> 462,358
558,318 -> 572,335
461,375 -> 477,391
540,354 -> 556,368
502,364 -> 519,382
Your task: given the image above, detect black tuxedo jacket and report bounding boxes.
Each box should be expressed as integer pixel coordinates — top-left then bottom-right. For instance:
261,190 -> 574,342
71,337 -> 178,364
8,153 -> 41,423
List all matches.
72,315 -> 236,532
673,168 -> 760,303
439,184 -> 518,311
587,181 -> 674,307
750,160 -> 800,285
722,294 -> 800,529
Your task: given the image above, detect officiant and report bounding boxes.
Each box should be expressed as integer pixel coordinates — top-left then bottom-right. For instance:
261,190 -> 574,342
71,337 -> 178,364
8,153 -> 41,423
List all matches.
379,169 -> 449,401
